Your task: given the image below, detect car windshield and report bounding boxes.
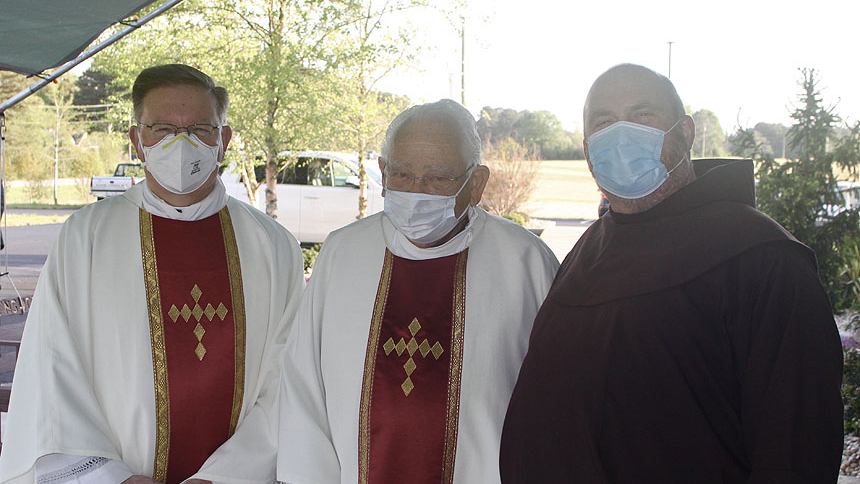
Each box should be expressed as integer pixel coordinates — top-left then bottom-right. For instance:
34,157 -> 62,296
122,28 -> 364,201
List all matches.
364,162 -> 382,185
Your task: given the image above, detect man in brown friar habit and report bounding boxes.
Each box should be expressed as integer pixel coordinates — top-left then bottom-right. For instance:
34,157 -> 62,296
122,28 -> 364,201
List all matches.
0,64 -> 304,484
276,99 -> 560,484
499,63 -> 844,483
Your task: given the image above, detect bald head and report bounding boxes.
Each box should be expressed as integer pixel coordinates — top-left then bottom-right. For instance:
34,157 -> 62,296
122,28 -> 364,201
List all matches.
583,64 -> 684,138
581,63 -> 696,214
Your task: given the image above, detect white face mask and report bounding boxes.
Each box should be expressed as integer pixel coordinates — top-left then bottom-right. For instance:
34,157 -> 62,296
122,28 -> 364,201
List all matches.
138,130 -> 221,195
383,168 -> 473,244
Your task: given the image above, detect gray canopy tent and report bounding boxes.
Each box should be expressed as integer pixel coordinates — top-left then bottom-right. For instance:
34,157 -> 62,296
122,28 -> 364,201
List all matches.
0,0 -> 183,283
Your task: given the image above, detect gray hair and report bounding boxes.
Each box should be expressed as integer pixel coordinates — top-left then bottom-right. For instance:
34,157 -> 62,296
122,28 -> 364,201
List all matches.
132,64 -> 228,124
381,99 -> 481,168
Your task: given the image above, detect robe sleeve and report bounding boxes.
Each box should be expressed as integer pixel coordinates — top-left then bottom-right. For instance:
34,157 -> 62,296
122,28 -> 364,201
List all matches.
736,242 -> 844,483
0,220 -> 128,484
34,454 -> 132,484
276,249 -> 340,484
189,235 -> 305,484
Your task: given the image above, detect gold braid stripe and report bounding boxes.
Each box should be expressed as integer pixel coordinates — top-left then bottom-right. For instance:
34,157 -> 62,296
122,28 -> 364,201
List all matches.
357,249 -> 394,484
441,249 -> 468,484
219,207 -> 247,436
140,209 -> 170,483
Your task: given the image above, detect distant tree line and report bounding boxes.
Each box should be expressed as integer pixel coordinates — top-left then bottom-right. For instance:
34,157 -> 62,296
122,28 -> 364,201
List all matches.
477,107 -> 584,160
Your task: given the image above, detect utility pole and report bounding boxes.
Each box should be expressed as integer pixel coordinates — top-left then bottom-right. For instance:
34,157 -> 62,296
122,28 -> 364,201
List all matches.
460,16 -> 466,107
667,41 -> 675,79
782,131 -> 786,159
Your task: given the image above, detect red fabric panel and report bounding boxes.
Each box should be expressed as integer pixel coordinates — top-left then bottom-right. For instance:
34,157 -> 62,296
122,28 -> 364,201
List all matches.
367,253 -> 459,483
151,213 -> 235,484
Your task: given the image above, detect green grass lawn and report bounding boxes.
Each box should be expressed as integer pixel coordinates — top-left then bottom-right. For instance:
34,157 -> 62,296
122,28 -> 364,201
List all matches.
3,213 -> 71,226
5,183 -> 95,207
524,160 -> 601,220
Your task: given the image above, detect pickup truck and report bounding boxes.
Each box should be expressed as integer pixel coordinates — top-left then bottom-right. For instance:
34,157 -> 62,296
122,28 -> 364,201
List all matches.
90,163 -> 145,200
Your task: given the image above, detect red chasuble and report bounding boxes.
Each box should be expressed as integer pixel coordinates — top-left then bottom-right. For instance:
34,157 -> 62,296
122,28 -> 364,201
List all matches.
139,208 -> 246,484
358,249 -> 468,484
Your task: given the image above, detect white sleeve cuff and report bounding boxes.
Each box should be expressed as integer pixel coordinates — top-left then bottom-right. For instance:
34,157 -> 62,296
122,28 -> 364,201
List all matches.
35,454 -> 134,484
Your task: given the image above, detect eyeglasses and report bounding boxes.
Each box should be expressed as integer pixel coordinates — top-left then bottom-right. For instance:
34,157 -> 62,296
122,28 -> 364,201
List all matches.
139,123 -> 221,141
385,164 -> 474,195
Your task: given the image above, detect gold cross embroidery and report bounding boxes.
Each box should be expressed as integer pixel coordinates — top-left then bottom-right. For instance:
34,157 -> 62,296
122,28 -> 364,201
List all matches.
166,284 -> 229,361
382,317 -> 444,396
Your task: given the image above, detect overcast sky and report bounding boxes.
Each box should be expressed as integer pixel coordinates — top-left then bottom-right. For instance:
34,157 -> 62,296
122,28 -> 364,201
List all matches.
378,0 -> 860,135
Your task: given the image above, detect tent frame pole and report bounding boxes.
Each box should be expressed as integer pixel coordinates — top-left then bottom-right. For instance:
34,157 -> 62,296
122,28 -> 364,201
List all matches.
0,0 -> 185,114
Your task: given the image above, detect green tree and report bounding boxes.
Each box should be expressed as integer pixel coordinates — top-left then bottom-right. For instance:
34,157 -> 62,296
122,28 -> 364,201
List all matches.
92,0 -> 427,217
691,109 -> 727,157
734,68 -> 860,307
514,110 -> 566,156
329,0 -> 424,219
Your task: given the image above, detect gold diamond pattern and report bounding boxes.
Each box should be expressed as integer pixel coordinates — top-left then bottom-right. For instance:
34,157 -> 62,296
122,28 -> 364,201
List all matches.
194,342 -> 207,361
204,303 -> 216,321
401,377 -> 414,396
168,305 -> 180,323
408,318 -> 421,336
381,317 -> 446,397
192,303 -> 204,322
383,338 -> 396,355
404,357 -> 416,376
216,302 -> 228,320
180,304 -> 192,322
394,338 -> 406,356
193,323 -> 205,341
165,285 -> 230,361
430,342 -> 444,360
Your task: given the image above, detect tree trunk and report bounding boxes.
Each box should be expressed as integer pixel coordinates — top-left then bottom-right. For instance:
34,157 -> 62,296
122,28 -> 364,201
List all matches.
357,149 -> 368,219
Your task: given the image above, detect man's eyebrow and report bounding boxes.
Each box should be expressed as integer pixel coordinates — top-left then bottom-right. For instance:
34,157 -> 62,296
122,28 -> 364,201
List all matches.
586,109 -> 615,120
629,102 -> 664,112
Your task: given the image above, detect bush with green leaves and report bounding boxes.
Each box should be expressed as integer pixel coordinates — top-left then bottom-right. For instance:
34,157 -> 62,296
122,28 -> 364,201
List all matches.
844,345 -> 860,436
302,244 -> 322,274
503,212 -> 530,227
732,69 -> 860,309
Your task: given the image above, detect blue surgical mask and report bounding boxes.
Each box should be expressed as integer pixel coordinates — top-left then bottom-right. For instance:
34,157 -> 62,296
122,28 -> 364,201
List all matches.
587,119 -> 684,199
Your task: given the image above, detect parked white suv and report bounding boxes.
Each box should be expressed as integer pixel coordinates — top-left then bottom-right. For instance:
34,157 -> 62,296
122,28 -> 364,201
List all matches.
222,151 -> 384,243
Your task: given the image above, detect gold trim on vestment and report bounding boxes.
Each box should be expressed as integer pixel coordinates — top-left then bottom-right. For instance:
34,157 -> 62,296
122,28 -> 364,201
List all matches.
358,249 -> 394,484
140,209 -> 170,483
441,249 -> 468,484
219,207 -> 247,436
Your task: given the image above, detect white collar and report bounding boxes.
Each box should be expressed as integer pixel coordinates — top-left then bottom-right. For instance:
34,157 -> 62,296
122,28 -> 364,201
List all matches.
139,175 -> 229,221
384,206 -> 478,260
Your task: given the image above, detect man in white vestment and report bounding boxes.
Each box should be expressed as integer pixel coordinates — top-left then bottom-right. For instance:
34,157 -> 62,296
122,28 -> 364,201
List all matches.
0,64 -> 304,484
277,99 -> 559,484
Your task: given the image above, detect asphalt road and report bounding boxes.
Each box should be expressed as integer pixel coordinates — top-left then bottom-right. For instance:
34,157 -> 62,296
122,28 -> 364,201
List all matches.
0,222 -> 65,300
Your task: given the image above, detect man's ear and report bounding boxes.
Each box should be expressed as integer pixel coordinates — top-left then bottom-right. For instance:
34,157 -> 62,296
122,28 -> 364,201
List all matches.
219,125 -> 233,160
681,115 -> 696,152
583,138 -> 593,172
129,126 -> 144,162
468,164 -> 490,206
378,157 -> 387,197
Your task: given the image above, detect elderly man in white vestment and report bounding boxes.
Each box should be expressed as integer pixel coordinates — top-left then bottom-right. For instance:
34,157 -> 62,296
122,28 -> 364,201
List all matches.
277,99 -> 560,484
0,64 -> 304,484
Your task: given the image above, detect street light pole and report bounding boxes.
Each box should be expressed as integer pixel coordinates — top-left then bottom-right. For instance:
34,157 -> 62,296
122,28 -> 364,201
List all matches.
461,16 -> 466,107
667,41 -> 675,79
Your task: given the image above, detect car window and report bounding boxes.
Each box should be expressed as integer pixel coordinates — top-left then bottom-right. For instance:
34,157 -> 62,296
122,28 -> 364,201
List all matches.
115,164 -> 144,177
331,161 -> 356,187
307,158 -> 333,187
365,162 -> 382,185
279,158 -> 309,185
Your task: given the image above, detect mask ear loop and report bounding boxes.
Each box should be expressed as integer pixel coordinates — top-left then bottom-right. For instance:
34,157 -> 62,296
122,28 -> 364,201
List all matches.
136,125 -> 147,166
663,117 -> 688,175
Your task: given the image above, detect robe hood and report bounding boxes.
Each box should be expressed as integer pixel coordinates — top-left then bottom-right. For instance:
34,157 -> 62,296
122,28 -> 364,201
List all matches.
550,158 -> 814,307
